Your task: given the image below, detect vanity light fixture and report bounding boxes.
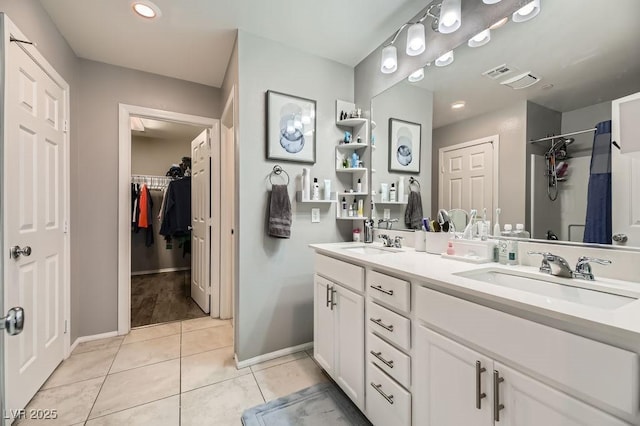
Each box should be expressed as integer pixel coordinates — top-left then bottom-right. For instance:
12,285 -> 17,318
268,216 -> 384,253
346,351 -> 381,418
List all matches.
468,29 -> 491,47
435,50 -> 454,67
482,0 -> 502,3
131,1 -> 162,19
408,68 -> 425,83
406,23 -> 426,56
451,101 -> 466,109
489,17 -> 509,30
438,0 -> 462,34
512,0 -> 541,23
380,45 -> 398,74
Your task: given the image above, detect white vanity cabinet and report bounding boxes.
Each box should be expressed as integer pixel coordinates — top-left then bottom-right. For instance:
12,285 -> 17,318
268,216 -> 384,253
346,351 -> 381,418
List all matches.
313,255 -> 365,409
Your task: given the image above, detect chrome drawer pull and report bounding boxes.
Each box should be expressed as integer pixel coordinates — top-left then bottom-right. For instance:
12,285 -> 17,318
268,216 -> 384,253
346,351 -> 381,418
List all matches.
370,284 -> 394,296
369,317 -> 394,332
326,284 -> 331,308
370,350 -> 394,368
330,287 -> 337,310
475,361 -> 487,409
493,370 -> 505,421
370,382 -> 394,405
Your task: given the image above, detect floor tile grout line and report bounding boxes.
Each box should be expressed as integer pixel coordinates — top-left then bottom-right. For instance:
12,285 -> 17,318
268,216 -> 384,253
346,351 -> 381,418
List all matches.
84,338 -> 123,423
251,371 -> 267,404
108,354 -> 182,376
82,395 -> 179,424
180,368 -> 254,395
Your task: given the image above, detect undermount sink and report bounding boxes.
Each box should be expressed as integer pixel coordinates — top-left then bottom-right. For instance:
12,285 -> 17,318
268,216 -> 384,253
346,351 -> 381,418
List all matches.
455,268 -> 637,310
341,245 -> 400,255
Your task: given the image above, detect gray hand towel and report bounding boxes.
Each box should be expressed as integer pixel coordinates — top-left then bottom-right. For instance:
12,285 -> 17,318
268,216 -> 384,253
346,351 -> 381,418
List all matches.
268,184 -> 292,238
404,190 -> 424,230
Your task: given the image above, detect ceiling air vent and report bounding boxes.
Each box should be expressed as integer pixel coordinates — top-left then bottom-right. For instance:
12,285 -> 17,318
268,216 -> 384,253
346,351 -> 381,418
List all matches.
482,64 -> 514,80
499,72 -> 541,90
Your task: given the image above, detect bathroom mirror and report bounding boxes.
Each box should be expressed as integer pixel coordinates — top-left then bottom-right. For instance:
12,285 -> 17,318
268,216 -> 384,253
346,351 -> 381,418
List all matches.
368,0 -> 640,246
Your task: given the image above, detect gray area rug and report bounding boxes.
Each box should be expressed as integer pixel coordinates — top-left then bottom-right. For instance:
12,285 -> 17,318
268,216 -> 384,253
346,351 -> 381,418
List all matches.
241,382 -> 371,426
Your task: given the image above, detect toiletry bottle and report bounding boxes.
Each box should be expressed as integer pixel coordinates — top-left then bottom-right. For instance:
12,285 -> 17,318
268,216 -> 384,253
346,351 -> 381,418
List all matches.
323,179 -> 331,201
515,223 -> 530,239
312,178 -> 320,200
389,183 -> 397,202
398,177 -> 405,203
348,203 -> 354,217
341,197 -> 347,217
356,178 -> 362,193
506,237 -> 518,265
356,134 -> 362,144
357,199 -> 364,217
351,152 -> 359,168
353,228 -> 361,242
446,241 -> 456,256
380,183 -> 389,202
498,224 -> 512,265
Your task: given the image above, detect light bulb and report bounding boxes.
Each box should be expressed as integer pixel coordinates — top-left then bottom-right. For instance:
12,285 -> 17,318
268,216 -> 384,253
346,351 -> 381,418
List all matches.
407,68 -> 424,83
482,0 -> 501,4
406,23 -> 425,56
380,45 -> 398,74
468,29 -> 491,47
131,1 -> 161,19
435,50 -> 454,67
438,0 -> 461,34
512,0 -> 541,23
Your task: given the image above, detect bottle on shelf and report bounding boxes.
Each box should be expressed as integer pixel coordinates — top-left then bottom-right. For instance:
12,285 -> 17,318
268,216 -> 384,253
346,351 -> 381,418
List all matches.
389,183 -> 397,202
312,178 -> 320,200
351,152 -> 359,168
356,178 -> 362,193
514,223 -> 530,238
341,197 -> 347,217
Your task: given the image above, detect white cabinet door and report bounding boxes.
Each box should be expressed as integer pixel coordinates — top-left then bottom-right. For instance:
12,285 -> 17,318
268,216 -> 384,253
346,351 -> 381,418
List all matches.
495,362 -> 629,426
414,326 -> 493,426
334,284 -> 364,408
313,275 -> 334,374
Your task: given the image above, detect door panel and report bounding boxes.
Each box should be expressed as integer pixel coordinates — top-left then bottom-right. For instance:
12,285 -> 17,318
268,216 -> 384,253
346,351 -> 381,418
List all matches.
191,130 -> 211,313
5,39 -> 67,414
313,275 -> 334,374
334,284 -> 364,408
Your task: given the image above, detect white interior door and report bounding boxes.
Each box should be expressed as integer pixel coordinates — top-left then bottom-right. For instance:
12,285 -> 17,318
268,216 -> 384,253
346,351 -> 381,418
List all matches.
191,130 -> 211,313
439,138 -> 495,222
612,92 -> 640,247
220,123 -> 234,319
4,37 -> 67,414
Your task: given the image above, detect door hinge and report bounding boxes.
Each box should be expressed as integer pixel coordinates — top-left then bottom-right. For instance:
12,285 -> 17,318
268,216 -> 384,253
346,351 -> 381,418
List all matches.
64,320 -> 68,334
63,120 -> 68,133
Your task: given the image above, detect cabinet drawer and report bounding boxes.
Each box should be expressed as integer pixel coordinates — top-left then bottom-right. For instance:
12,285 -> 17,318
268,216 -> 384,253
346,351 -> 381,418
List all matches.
367,270 -> 410,312
367,333 -> 410,388
315,254 -> 364,292
415,286 -> 639,417
368,301 -> 410,350
366,362 -> 411,426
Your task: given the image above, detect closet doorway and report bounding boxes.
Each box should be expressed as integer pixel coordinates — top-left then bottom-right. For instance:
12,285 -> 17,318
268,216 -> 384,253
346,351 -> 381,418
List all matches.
118,105 -> 221,334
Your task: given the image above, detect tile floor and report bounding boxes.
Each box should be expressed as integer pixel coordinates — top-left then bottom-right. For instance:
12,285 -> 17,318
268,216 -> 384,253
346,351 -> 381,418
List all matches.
130,271 -> 207,327
19,317 -> 327,426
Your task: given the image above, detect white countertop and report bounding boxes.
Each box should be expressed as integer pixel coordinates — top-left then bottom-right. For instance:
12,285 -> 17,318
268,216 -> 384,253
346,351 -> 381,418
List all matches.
310,242 -> 640,350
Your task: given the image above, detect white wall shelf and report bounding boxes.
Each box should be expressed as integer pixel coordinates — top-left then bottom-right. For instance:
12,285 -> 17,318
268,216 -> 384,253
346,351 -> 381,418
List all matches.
338,192 -> 368,197
296,191 -> 337,203
376,201 -> 408,205
336,143 -> 369,151
336,167 -> 367,173
336,118 -> 368,127
336,216 -> 368,221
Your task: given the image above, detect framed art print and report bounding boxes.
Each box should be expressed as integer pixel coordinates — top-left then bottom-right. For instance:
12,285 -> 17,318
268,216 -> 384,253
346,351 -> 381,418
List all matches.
266,90 -> 316,164
388,118 -> 421,173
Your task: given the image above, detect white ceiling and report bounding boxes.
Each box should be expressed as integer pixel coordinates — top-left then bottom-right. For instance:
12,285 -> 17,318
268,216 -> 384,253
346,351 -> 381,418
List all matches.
410,0 -> 640,128
39,0 -> 424,87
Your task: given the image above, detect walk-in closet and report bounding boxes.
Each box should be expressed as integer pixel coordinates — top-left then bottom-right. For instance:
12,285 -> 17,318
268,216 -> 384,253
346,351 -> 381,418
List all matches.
130,117 -> 208,327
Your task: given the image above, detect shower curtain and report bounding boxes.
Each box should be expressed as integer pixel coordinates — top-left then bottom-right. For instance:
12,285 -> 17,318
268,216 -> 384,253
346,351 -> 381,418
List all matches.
583,120 -> 612,245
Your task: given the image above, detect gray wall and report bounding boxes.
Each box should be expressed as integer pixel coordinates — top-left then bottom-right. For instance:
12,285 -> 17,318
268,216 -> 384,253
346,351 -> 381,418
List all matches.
432,101 -> 527,226
131,136 -> 192,176
562,101 -> 612,156
75,59 -> 222,339
236,31 -> 353,361
371,82 -> 433,227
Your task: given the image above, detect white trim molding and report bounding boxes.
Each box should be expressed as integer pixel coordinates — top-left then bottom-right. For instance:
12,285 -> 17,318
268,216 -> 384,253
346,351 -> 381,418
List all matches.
69,331 -> 119,355
235,342 -> 314,369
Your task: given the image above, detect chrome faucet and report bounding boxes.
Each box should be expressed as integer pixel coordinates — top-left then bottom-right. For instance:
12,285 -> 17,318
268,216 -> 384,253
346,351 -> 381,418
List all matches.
378,218 -> 398,230
379,234 -> 393,247
572,256 -> 612,281
528,252 -> 573,278
393,236 -> 404,248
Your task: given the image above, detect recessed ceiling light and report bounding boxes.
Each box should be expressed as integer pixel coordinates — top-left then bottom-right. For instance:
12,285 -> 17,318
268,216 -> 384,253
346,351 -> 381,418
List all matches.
489,17 -> 509,30
451,101 -> 466,110
132,1 -> 161,19
408,68 -> 425,83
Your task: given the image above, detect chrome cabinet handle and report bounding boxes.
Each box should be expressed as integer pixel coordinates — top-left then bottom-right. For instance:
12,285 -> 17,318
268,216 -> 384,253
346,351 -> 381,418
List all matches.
475,361 -> 487,409
10,245 -> 31,259
370,284 -> 394,296
493,370 -> 505,422
330,287 -> 337,310
370,350 -> 394,368
369,317 -> 394,332
370,382 -> 394,405
326,284 -> 331,308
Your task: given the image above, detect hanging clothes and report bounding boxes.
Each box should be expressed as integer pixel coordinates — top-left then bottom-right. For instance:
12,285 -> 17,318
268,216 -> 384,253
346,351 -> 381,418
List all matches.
583,120 -> 612,245
160,177 -> 192,255
132,183 -> 154,247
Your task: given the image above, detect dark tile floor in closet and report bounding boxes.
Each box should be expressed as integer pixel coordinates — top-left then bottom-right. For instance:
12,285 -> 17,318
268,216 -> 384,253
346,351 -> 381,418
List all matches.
131,270 -> 207,327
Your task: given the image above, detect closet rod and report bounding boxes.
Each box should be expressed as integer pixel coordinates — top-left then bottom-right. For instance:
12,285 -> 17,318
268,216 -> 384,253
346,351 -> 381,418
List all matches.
529,127 -> 597,144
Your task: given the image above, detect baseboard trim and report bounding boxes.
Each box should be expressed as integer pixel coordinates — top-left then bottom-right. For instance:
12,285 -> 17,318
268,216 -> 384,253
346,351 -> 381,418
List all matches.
69,330 -> 119,354
235,342 -> 313,369
131,266 -> 190,276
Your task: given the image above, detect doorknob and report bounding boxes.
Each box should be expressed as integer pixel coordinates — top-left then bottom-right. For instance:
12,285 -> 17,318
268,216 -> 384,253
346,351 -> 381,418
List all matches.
10,245 -> 31,259
1,307 -> 25,336
613,234 -> 628,244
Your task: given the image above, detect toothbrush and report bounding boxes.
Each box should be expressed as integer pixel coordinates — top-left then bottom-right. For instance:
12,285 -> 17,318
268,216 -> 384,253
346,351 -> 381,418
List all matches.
481,208 -> 488,240
494,208 -> 501,237
462,209 -> 477,239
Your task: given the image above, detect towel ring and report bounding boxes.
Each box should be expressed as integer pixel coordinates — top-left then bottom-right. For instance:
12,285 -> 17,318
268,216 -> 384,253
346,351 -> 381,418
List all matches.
269,165 -> 290,186
409,177 -> 420,190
